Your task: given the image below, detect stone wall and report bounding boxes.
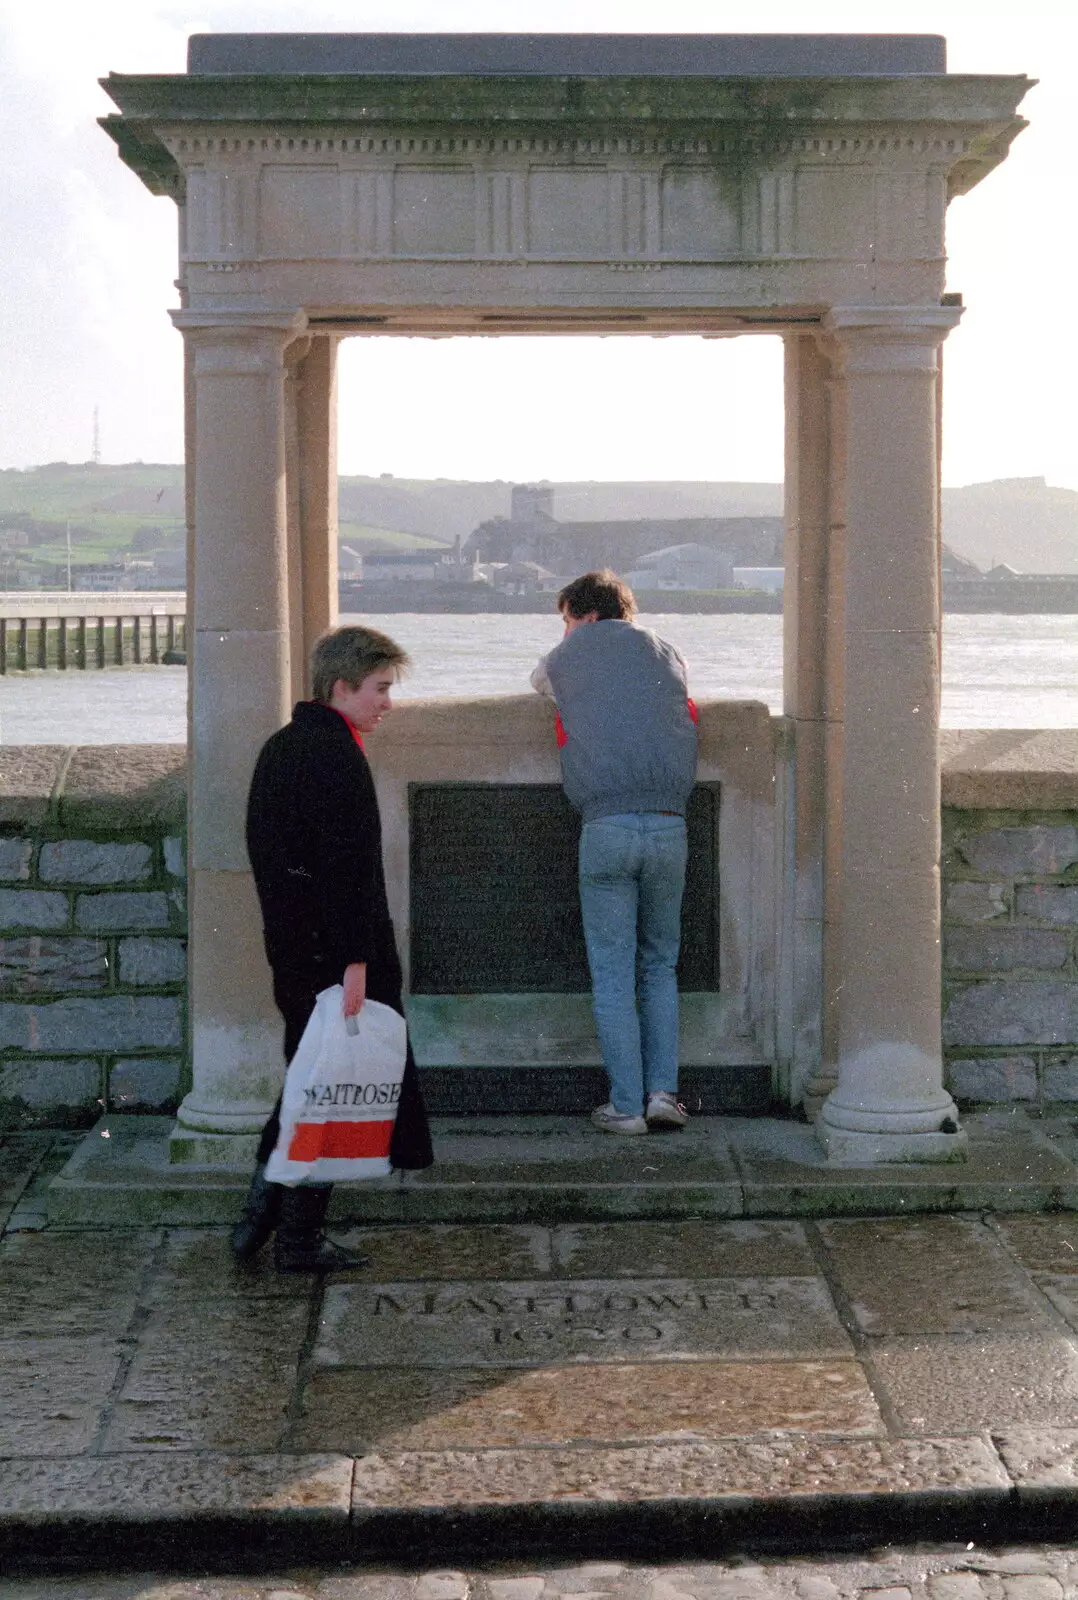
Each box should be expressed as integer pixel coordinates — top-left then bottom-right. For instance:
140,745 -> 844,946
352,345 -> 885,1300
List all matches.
6,731 -> 1078,1127
941,732 -> 1078,1110
0,746 -> 186,1129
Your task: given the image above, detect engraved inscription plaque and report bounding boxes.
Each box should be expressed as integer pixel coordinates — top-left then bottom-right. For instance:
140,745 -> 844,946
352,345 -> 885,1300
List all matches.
409,783 -> 719,994
316,1277 -> 850,1369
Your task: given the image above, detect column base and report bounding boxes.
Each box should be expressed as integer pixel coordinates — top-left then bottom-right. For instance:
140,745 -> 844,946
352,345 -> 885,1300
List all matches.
817,1120 -> 968,1166
801,1072 -> 838,1123
168,1090 -> 271,1167
167,1124 -> 261,1169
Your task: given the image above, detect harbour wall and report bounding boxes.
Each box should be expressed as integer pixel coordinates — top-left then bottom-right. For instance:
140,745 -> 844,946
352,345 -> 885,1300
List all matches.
0,595 -> 187,672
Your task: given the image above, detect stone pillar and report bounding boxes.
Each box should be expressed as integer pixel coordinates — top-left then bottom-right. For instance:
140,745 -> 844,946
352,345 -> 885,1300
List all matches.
168,310 -> 306,1166
782,334 -> 835,1113
283,339 -> 310,707
816,306 -> 964,1165
296,336 -> 340,678
283,336 -> 339,701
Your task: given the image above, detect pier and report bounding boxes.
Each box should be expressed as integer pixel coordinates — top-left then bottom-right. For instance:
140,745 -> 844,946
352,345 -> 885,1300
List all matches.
0,593 -> 186,672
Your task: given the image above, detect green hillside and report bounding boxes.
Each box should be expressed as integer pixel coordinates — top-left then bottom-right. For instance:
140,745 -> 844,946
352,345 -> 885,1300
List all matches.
3,463 -> 1076,582
0,464 -> 442,583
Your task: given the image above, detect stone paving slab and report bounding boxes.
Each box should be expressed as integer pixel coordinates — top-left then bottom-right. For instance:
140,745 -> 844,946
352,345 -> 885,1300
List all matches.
349,1435 -> 1010,1508
817,1216 -> 1050,1336
294,1359 -> 882,1452
731,1120 -> 1078,1217
550,1219 -> 817,1278
0,1451 -> 353,1522
991,1213 -> 1078,1273
996,1428 -> 1078,1494
0,1337 -> 126,1456
0,1227 -> 160,1338
101,1296 -> 313,1453
147,1228 -> 318,1300
868,1332 -> 1078,1433
0,1133 -> 54,1229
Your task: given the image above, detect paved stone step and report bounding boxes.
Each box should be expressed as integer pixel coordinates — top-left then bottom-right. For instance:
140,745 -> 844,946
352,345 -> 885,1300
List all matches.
44,1110 -> 1078,1227
6,1439 -> 1078,1571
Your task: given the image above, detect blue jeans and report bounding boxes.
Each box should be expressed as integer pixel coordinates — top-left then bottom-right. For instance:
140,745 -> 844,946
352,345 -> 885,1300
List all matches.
578,813 -> 688,1116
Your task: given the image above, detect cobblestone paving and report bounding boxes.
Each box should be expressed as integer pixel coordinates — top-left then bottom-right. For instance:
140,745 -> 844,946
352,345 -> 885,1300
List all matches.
2,1547 -> 1078,1599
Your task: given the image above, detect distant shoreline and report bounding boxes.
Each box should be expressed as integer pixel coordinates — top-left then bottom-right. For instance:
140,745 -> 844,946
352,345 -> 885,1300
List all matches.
343,583 -> 1078,616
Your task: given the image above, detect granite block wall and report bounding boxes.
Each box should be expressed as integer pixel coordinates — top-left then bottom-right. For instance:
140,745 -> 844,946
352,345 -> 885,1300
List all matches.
0,745 -> 187,1129
942,812 -> 1078,1108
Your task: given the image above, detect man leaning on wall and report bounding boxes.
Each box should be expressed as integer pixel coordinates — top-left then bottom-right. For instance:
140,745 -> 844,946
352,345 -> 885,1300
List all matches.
532,570 -> 699,1135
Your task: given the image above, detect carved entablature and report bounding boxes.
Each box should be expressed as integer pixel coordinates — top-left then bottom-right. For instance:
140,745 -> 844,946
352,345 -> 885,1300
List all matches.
163,128 -> 960,271
100,62 -> 1031,321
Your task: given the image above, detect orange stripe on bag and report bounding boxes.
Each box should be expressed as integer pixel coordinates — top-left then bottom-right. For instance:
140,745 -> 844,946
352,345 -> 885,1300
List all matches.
287,1120 -> 395,1161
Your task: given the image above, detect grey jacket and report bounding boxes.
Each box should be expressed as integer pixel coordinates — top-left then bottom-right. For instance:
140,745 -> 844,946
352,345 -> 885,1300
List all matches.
533,621 -> 698,822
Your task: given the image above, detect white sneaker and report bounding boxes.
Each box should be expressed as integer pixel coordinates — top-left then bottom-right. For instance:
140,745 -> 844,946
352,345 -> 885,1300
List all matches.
591,1102 -> 648,1136
646,1091 -> 689,1130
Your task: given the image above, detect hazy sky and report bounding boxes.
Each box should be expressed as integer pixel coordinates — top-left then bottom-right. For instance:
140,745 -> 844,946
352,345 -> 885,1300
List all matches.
2,1 -> 1073,486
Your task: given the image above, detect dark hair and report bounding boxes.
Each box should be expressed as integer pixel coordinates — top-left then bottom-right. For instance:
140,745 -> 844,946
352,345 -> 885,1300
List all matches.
310,625 -> 410,703
557,569 -> 637,622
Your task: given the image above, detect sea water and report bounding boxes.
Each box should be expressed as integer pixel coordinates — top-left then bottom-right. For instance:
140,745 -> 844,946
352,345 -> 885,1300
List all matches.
1,612 -> 1075,743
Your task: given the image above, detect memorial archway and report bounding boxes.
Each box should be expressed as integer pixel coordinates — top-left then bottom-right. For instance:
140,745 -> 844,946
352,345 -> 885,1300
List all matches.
102,32 -> 1030,1165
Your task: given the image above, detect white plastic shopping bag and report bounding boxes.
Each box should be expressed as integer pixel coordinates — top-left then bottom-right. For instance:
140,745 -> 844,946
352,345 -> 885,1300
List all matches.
265,985 -> 407,1185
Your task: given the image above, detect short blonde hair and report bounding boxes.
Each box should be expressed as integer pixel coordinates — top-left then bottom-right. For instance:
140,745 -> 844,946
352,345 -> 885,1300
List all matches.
310,626 -> 410,703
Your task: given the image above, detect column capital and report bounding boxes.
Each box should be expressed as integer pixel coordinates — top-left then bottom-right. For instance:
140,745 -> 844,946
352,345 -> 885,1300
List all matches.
821,304 -> 963,375
171,309 -> 309,376
171,308 -> 307,335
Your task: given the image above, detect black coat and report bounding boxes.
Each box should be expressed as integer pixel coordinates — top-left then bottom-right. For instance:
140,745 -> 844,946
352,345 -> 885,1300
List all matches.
246,700 -> 432,1171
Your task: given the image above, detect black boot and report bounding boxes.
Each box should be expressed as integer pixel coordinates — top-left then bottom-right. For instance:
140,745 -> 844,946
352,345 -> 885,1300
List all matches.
230,1162 -> 282,1262
274,1184 -> 370,1273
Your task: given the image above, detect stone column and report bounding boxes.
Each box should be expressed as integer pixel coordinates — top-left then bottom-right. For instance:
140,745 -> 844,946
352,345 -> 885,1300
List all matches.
168,310 -> 306,1166
296,336 -> 340,679
283,339 -> 310,707
782,334 -> 835,1113
283,336 -> 338,701
817,306 -> 964,1165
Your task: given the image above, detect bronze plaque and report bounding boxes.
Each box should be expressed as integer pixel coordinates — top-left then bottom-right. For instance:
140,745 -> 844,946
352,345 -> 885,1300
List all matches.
409,784 -> 719,994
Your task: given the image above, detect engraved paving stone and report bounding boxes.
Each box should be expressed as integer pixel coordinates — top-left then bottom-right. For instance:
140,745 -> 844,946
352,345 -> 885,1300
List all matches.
315,1277 -> 850,1369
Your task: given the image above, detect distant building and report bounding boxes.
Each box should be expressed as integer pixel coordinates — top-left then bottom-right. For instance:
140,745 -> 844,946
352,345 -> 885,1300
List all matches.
733,566 -> 785,595
510,484 -> 556,524
627,544 -> 734,591
487,560 -> 559,596
73,558 -> 164,592
466,495 -> 782,576
361,551 -> 443,582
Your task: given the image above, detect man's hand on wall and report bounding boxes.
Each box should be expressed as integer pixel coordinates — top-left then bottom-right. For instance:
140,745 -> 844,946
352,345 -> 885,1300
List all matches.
342,962 -> 367,1016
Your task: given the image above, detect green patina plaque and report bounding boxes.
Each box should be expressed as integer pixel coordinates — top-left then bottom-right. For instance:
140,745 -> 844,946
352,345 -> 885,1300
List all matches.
409,782 -> 719,994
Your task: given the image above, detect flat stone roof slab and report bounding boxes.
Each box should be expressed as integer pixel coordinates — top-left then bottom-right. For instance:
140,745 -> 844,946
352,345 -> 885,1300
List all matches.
187,32 -> 947,78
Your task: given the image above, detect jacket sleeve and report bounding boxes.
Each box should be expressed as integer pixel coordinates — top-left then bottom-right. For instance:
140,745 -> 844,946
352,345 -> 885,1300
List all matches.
530,654 -> 555,699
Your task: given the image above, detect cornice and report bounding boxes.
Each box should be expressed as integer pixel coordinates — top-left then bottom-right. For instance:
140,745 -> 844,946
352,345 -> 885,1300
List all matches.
101,71 -> 1032,127
100,70 -> 1031,205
